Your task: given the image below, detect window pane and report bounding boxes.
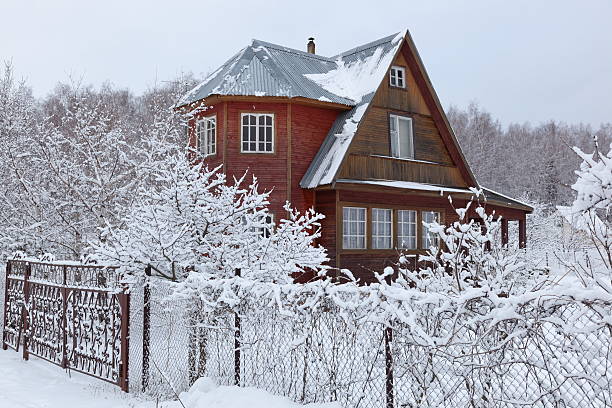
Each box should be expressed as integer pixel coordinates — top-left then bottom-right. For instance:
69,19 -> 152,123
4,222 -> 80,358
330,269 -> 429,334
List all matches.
398,118 -> 413,159
372,208 -> 391,249
390,116 -> 399,157
422,211 -> 440,248
398,210 -> 416,249
266,115 -> 272,125
343,207 -> 366,249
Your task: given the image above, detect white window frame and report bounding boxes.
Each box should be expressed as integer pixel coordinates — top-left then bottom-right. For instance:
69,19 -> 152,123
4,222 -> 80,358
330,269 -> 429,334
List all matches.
343,207 -> 367,249
196,115 -> 216,157
397,209 -> 417,249
390,65 -> 406,88
372,208 -> 392,249
389,114 -> 414,159
240,113 -> 274,153
422,211 -> 441,249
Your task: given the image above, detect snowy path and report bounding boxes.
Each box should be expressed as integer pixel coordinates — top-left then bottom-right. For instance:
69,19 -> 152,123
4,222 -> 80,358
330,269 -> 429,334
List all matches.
0,349 -> 338,408
0,350 -> 143,407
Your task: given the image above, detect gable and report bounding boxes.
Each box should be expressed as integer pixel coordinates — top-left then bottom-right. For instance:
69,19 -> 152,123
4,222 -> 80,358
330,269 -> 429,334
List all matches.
338,45 -> 468,187
307,33 -> 478,189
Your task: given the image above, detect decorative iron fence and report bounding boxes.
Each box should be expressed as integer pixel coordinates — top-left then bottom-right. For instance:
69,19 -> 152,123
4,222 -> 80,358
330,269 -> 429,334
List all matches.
1,260 -> 130,391
129,278 -> 611,408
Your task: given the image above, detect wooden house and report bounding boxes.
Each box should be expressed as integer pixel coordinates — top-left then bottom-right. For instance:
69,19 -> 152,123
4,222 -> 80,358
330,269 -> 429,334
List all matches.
177,31 -> 532,281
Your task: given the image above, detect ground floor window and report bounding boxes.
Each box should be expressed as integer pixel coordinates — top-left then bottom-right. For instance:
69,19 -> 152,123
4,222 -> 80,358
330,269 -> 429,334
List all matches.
341,206 -> 442,251
372,208 -> 392,249
422,211 -> 440,249
397,209 -> 417,249
343,207 -> 367,249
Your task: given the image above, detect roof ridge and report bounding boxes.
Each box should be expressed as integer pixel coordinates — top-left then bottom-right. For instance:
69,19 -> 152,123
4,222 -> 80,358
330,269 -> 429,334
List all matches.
251,39 -> 335,62
333,32 -> 400,60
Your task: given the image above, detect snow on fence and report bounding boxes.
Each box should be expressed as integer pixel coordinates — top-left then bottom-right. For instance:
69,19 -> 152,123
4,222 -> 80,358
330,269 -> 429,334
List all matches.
129,278 -> 611,408
1,260 -> 130,391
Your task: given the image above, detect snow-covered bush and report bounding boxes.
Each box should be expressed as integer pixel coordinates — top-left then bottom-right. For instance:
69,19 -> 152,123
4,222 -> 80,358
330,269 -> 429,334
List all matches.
93,155 -> 329,286
559,142 -> 612,291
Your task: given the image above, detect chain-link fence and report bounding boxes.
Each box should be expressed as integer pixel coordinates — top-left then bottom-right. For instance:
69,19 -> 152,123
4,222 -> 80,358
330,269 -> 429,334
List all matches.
128,278 -> 611,407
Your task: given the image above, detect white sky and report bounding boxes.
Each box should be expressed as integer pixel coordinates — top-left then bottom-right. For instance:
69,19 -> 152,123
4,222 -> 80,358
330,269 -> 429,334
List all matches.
2,0 -> 611,127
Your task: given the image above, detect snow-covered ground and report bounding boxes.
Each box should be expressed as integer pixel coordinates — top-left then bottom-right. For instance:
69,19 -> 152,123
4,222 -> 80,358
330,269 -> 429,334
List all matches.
0,350 -> 338,408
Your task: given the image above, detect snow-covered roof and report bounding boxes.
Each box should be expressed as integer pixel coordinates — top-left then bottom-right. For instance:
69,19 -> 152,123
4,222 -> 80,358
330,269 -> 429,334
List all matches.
336,179 -> 473,195
177,39 -> 356,107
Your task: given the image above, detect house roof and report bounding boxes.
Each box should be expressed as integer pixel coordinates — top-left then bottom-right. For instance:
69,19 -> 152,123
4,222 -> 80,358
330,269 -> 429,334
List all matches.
177,39 -> 356,107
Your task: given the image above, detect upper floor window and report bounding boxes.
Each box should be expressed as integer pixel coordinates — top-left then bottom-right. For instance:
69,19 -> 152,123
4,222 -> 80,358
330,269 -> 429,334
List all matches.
372,208 -> 392,249
343,207 -> 366,249
389,114 -> 414,159
390,66 -> 406,88
397,209 -> 417,249
422,211 -> 440,249
241,113 -> 274,153
197,115 -> 216,157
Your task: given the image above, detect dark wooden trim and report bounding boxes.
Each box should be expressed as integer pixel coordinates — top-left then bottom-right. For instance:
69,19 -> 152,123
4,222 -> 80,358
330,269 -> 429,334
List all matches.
176,94 -> 353,113
287,103 -> 292,209
222,102 -> 228,171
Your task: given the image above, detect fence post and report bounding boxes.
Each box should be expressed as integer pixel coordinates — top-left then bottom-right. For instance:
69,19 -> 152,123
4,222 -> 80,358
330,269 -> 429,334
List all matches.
142,265 -> 151,392
234,268 -> 241,386
21,262 -> 31,361
2,261 -> 11,350
61,265 -> 68,368
118,291 -> 130,392
384,326 -> 394,408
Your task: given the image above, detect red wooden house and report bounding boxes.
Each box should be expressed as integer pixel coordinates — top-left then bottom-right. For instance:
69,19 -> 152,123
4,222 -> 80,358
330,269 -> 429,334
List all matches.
177,31 -> 532,281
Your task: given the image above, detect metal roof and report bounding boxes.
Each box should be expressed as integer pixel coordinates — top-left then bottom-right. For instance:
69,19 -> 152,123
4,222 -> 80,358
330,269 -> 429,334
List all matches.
177,39 -> 355,107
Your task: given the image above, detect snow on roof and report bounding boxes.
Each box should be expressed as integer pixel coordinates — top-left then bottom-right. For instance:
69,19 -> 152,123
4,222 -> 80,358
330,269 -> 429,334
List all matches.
481,187 -> 533,211
300,32 -> 406,188
336,179 -> 473,195
177,39 -> 355,107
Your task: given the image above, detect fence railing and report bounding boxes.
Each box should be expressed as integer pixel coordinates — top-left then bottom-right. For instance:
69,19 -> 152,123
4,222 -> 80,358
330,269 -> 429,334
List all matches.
1,260 -> 130,391
128,278 -> 611,407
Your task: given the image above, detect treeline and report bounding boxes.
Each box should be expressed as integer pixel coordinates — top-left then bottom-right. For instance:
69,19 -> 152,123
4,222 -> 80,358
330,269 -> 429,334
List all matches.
447,102 -> 611,206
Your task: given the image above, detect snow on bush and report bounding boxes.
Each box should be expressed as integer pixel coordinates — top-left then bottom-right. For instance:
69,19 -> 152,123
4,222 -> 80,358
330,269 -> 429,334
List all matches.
93,154 -> 329,286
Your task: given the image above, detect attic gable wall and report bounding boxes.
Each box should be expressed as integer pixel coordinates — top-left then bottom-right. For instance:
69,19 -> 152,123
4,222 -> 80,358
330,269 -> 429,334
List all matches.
338,43 -> 468,187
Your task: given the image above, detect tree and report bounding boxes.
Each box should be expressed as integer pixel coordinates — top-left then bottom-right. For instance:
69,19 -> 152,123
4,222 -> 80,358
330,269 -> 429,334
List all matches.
92,155 -> 328,285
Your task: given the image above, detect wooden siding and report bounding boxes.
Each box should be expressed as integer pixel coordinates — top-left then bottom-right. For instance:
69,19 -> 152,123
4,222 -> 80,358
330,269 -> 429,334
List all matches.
191,101 -> 340,216
338,154 -> 467,187
312,188 -> 527,282
339,41 -> 470,188
371,51 -> 430,115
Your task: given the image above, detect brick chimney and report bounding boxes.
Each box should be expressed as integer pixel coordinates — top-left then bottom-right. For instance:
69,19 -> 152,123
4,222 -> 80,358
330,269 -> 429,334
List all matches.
307,37 -> 315,54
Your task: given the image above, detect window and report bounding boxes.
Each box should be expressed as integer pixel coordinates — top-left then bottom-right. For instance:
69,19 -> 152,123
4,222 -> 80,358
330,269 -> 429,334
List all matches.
397,210 -> 417,249
390,66 -> 406,88
343,207 -> 366,249
197,116 -> 216,156
243,213 -> 274,238
389,114 -> 414,159
372,208 -> 392,249
241,113 -> 273,153
422,211 -> 440,248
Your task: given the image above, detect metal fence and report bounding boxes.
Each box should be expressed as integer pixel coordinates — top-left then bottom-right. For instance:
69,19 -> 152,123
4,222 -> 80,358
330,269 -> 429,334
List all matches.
129,278 -> 611,407
1,260 -> 130,391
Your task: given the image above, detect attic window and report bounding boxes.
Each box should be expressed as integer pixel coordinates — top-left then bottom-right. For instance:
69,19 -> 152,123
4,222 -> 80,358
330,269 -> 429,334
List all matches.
241,113 -> 274,153
389,114 -> 414,159
390,66 -> 406,88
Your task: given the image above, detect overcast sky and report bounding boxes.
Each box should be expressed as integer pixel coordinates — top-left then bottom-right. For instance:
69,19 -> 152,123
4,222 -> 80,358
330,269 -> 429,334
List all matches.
3,0 -> 610,127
